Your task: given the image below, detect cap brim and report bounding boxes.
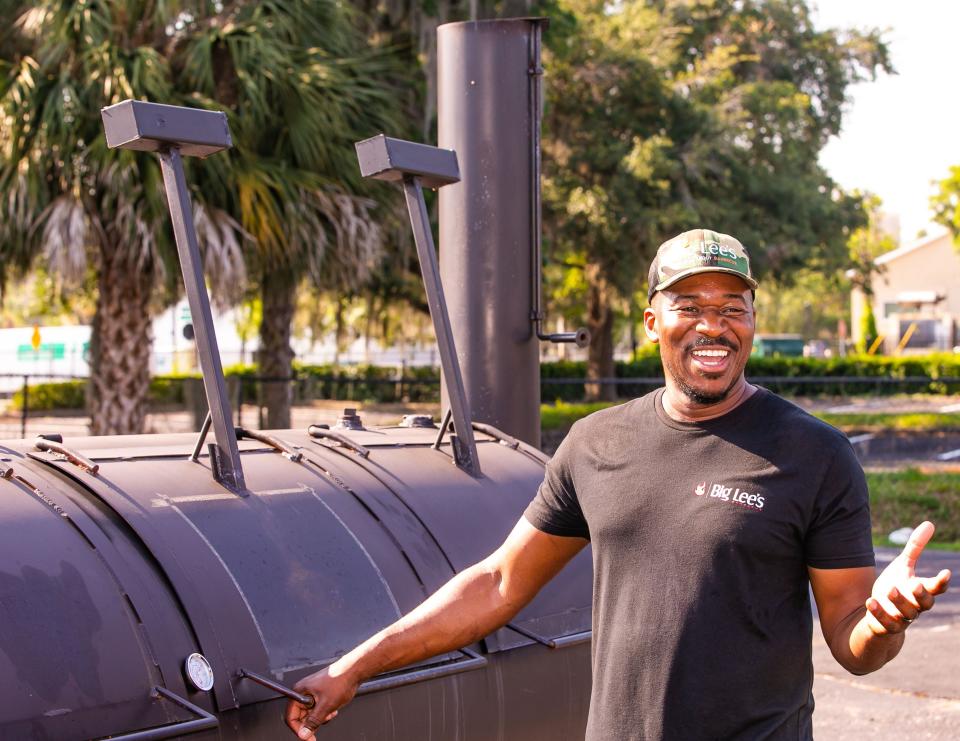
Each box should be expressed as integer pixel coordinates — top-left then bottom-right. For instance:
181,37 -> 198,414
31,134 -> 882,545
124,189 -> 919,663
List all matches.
652,266 -> 758,297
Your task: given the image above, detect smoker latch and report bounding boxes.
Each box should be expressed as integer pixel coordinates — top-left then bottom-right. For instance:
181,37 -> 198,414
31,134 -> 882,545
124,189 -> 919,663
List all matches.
34,435 -> 100,475
307,425 -> 371,458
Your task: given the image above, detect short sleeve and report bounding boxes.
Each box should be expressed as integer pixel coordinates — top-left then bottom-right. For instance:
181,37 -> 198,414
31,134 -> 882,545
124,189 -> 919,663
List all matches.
524,423 -> 590,540
804,441 -> 875,569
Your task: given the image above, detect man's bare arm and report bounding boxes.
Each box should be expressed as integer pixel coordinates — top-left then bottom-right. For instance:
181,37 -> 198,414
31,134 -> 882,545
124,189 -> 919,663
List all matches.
285,518 -> 588,739
810,521 -> 951,676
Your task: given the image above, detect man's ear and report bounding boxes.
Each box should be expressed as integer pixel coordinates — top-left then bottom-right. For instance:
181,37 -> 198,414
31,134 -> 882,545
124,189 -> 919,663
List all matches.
643,306 -> 659,343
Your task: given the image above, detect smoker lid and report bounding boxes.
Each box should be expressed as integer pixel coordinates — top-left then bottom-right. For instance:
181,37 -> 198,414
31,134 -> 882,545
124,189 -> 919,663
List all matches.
0,472 -> 192,740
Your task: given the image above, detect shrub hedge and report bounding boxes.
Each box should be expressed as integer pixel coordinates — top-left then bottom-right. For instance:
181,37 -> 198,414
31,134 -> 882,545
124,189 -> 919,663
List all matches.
10,352 -> 960,411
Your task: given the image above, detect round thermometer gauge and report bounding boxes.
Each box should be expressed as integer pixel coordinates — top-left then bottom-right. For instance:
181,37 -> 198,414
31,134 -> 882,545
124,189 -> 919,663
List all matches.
184,652 -> 215,692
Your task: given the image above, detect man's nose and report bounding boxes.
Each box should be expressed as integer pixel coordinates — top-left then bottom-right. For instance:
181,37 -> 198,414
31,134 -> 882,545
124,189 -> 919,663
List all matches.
695,309 -> 728,336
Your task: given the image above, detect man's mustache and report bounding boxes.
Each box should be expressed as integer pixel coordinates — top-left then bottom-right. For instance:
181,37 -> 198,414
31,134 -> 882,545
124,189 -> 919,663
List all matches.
685,336 -> 738,352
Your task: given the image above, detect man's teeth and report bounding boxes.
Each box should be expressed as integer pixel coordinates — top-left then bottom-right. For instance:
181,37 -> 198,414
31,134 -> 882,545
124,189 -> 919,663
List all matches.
693,349 -> 729,357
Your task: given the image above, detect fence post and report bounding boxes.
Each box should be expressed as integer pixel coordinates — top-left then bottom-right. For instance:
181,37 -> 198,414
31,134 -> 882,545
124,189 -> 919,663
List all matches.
257,377 -> 264,430
236,377 -> 243,428
20,375 -> 28,439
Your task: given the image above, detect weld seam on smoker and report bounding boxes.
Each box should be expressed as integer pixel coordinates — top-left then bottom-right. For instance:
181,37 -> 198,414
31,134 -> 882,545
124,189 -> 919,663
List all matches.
299,443 -> 460,579
295,447 -> 460,603
297,450 -> 436,598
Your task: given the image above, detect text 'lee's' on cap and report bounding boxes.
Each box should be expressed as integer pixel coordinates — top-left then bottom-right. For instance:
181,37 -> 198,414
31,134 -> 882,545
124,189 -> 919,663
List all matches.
647,228 -> 758,302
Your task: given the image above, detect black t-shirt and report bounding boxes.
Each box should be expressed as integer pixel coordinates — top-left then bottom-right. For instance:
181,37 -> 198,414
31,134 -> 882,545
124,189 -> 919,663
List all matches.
524,387 -> 875,741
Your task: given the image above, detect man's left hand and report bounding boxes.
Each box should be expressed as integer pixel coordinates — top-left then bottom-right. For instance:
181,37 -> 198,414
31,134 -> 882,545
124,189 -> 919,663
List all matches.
866,520 -> 951,634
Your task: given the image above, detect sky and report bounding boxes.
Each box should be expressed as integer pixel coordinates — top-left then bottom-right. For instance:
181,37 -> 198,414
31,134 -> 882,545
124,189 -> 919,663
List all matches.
814,0 -> 960,245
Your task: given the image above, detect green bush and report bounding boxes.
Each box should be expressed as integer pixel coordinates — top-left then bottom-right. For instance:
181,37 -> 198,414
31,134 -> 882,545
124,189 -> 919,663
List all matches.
13,352 -> 960,412
540,352 -> 960,400
295,363 -> 440,403
11,380 -> 86,411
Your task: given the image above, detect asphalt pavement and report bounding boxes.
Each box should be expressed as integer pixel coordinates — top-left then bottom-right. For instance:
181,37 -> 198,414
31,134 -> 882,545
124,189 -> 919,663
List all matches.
812,547 -> 960,740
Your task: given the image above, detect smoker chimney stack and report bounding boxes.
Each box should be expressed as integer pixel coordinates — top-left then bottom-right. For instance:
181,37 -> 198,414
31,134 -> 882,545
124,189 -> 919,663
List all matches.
438,18 -> 548,449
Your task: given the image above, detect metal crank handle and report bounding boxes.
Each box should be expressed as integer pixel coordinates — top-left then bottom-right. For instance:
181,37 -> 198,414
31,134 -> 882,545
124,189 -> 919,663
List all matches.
238,669 -> 315,708
538,328 -> 590,347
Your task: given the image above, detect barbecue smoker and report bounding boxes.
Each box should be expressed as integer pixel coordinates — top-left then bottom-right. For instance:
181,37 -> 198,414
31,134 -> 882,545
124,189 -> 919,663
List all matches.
0,19 -> 593,741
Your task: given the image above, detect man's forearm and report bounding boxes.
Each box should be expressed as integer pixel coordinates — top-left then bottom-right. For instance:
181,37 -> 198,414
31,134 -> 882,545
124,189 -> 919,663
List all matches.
329,560 -> 520,683
831,607 -> 905,675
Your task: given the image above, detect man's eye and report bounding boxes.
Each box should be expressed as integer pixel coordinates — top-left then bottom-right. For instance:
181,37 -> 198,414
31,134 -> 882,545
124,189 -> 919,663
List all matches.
678,306 -> 699,314
722,308 -> 746,316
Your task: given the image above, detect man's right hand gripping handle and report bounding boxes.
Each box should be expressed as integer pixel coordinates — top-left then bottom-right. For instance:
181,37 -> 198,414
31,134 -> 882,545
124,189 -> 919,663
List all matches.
285,662 -> 358,740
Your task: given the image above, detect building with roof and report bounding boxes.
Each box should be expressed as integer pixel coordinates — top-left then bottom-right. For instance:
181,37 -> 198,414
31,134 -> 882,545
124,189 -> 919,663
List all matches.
851,230 -> 960,354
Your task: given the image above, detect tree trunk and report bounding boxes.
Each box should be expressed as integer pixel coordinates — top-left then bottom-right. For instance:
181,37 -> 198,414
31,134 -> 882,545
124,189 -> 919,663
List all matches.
88,251 -> 154,435
584,263 -> 616,402
259,269 -> 296,428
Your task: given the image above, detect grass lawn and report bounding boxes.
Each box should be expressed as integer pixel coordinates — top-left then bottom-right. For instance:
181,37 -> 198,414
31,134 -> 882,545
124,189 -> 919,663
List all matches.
540,400 -> 622,431
541,402 -> 960,435
867,469 -> 960,550
540,401 -> 960,550
815,412 -> 960,433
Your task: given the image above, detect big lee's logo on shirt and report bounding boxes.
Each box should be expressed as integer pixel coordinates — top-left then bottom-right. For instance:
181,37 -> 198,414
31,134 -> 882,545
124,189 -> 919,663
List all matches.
695,481 -> 765,511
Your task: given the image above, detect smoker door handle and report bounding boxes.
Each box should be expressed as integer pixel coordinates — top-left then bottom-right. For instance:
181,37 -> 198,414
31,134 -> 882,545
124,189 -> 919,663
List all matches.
102,686 -> 218,740
356,648 -> 488,695
240,649 -> 488,709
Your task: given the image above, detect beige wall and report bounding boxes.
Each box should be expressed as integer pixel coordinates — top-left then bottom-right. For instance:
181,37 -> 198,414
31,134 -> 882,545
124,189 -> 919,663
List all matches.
854,232 -> 960,353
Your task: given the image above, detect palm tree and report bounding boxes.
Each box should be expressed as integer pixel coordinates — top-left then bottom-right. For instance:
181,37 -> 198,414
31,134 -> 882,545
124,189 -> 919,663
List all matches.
1,1 -> 403,434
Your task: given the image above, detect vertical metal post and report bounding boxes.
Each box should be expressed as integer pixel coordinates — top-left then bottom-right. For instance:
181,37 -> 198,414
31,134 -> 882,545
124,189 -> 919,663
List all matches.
20,376 -> 28,439
402,177 -> 480,476
158,148 -> 246,494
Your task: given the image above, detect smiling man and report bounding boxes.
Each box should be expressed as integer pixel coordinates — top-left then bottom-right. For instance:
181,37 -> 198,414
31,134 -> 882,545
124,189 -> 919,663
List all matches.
286,228 -> 951,741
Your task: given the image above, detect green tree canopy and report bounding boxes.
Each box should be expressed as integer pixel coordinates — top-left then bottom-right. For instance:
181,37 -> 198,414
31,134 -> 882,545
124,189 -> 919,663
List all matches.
931,165 -> 960,246
540,0 -> 893,398
0,1 -> 403,432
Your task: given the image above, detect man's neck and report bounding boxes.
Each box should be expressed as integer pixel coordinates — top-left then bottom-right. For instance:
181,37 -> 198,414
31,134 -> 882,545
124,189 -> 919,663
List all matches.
661,379 -> 757,423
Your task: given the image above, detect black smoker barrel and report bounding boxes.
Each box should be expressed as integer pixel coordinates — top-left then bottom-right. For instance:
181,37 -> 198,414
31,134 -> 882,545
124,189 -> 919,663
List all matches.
0,425 -> 592,740
438,18 -> 545,448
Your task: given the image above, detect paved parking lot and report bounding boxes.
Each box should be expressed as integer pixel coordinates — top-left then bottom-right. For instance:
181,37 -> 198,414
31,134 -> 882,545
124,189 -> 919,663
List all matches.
812,547 -> 960,740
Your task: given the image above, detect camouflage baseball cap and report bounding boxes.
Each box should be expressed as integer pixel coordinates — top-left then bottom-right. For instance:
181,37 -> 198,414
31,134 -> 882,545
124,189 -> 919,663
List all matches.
647,228 -> 758,301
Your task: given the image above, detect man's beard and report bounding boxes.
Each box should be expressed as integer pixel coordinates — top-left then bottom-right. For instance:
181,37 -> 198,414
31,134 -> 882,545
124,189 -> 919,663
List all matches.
675,376 -> 736,405
667,336 -> 740,405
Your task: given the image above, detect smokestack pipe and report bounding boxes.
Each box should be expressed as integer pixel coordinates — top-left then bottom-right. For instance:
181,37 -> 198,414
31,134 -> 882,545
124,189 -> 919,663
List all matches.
438,18 -> 549,449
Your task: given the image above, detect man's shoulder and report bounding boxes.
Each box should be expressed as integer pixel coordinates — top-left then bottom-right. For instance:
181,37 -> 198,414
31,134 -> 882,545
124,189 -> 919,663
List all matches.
566,393 -> 655,437
753,387 -> 849,445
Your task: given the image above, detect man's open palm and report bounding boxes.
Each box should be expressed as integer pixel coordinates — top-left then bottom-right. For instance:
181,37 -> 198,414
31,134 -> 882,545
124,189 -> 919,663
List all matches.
866,521 -> 952,634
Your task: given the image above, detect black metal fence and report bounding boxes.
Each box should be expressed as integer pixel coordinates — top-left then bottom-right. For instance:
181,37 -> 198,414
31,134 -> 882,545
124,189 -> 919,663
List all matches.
4,372 -> 960,439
